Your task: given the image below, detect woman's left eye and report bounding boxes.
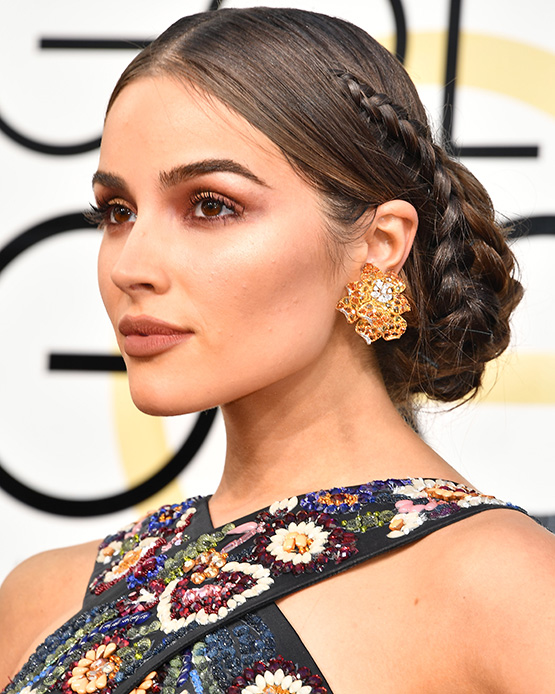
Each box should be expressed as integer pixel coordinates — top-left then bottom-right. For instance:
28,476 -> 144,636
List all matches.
191,193 -> 238,220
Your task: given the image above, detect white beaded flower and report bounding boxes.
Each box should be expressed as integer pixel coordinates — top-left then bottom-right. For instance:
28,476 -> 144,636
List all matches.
242,669 -> 312,694
267,521 -> 329,565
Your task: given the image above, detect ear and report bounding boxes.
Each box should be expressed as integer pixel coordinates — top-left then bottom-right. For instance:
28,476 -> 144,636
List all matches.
361,200 -> 418,274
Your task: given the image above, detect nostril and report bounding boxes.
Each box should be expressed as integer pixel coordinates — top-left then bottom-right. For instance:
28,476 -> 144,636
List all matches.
129,282 -> 156,291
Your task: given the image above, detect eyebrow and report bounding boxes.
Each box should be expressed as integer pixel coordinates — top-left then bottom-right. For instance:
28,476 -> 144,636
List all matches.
159,159 -> 269,189
92,171 -> 128,191
92,158 -> 269,194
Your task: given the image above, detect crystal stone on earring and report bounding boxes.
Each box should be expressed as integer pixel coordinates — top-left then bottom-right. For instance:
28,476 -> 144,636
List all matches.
371,278 -> 393,303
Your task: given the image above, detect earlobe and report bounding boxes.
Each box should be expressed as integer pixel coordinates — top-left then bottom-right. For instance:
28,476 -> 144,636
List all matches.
364,200 -> 418,273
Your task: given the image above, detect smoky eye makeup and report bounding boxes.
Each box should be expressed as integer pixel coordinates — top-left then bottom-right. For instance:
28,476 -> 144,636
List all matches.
189,191 -> 243,220
85,199 -> 136,228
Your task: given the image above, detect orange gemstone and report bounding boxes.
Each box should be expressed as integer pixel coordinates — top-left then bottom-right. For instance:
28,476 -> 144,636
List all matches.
204,565 -> 219,578
389,517 -> 405,531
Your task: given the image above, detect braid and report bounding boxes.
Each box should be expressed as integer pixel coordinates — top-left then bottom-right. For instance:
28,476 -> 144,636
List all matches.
338,72 -> 436,189
337,72 -> 523,404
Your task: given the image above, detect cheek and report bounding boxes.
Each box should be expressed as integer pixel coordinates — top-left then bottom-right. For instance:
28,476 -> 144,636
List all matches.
206,234 -> 338,345
97,240 -> 117,323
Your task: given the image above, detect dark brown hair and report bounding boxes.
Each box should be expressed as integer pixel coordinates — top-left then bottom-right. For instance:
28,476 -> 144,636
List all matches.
108,7 -> 523,408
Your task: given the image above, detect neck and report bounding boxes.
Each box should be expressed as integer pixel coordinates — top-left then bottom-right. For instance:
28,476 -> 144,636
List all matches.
209,334 -> 453,526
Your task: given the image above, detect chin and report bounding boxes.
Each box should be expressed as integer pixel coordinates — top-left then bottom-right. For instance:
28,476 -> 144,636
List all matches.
127,380 -> 213,417
130,393 -> 197,417
132,400 -> 180,417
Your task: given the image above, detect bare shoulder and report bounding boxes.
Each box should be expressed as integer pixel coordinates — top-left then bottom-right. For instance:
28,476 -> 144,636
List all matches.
441,507 -> 555,588
436,508 -> 555,693
0,539 -> 100,689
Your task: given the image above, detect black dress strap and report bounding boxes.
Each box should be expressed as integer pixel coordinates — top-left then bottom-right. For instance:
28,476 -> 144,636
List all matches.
5,478 -> 527,694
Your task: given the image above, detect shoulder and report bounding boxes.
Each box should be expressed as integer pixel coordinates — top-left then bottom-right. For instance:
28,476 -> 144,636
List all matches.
0,539 -> 100,689
433,508 -> 555,692
436,507 -> 555,590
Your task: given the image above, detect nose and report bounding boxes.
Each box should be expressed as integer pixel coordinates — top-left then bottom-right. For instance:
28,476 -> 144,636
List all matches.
108,221 -> 171,296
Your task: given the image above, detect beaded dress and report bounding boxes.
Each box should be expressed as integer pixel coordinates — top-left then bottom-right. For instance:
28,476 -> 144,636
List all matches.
4,478 -> 526,694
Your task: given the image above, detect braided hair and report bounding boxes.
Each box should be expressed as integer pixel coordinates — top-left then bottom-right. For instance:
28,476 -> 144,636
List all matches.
335,72 -> 522,403
108,7 -> 523,408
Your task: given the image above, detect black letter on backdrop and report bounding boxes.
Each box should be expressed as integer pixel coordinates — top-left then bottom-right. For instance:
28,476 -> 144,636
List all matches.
442,0 -> 538,158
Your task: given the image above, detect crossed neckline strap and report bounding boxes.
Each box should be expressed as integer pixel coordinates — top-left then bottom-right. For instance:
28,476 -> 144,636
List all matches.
97,485 -> 521,694
8,479 -> 525,694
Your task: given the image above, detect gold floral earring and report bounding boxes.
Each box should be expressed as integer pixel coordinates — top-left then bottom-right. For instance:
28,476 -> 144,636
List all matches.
336,263 -> 411,344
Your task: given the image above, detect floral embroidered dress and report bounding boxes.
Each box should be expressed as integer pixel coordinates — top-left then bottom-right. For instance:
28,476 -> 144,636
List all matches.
4,478 -> 526,694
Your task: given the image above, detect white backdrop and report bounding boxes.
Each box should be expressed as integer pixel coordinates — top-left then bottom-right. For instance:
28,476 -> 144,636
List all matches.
0,0 -> 554,586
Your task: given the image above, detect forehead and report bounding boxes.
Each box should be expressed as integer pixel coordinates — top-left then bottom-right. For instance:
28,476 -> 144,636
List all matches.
100,76 -> 290,182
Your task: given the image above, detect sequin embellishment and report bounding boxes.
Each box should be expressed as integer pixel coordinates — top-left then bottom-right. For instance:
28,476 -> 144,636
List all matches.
5,479 -> 523,694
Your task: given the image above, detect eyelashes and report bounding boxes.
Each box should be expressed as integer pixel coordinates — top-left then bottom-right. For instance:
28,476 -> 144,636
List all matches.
85,201 -> 135,227
190,191 -> 239,219
84,202 -> 109,227
86,191 -> 242,229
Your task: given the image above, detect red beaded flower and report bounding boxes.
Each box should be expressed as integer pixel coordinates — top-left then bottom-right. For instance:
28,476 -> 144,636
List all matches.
252,509 -> 357,576
228,657 -> 327,694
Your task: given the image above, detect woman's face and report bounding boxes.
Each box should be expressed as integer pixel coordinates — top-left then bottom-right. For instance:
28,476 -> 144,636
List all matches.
96,76 -> 357,415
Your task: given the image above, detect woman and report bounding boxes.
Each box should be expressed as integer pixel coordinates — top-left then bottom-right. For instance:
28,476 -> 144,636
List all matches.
1,7 -> 554,693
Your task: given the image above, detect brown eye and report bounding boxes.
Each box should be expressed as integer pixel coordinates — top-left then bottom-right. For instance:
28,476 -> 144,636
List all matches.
192,194 -> 236,219
199,199 -> 224,217
110,204 -> 136,224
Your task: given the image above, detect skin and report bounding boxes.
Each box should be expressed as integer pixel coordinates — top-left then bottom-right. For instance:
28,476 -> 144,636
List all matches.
1,76 -> 555,693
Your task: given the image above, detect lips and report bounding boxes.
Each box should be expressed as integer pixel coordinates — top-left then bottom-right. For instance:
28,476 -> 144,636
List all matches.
118,315 -> 192,358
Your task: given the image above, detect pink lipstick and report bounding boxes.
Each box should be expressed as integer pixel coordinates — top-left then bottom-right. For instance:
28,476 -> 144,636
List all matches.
119,315 -> 192,358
